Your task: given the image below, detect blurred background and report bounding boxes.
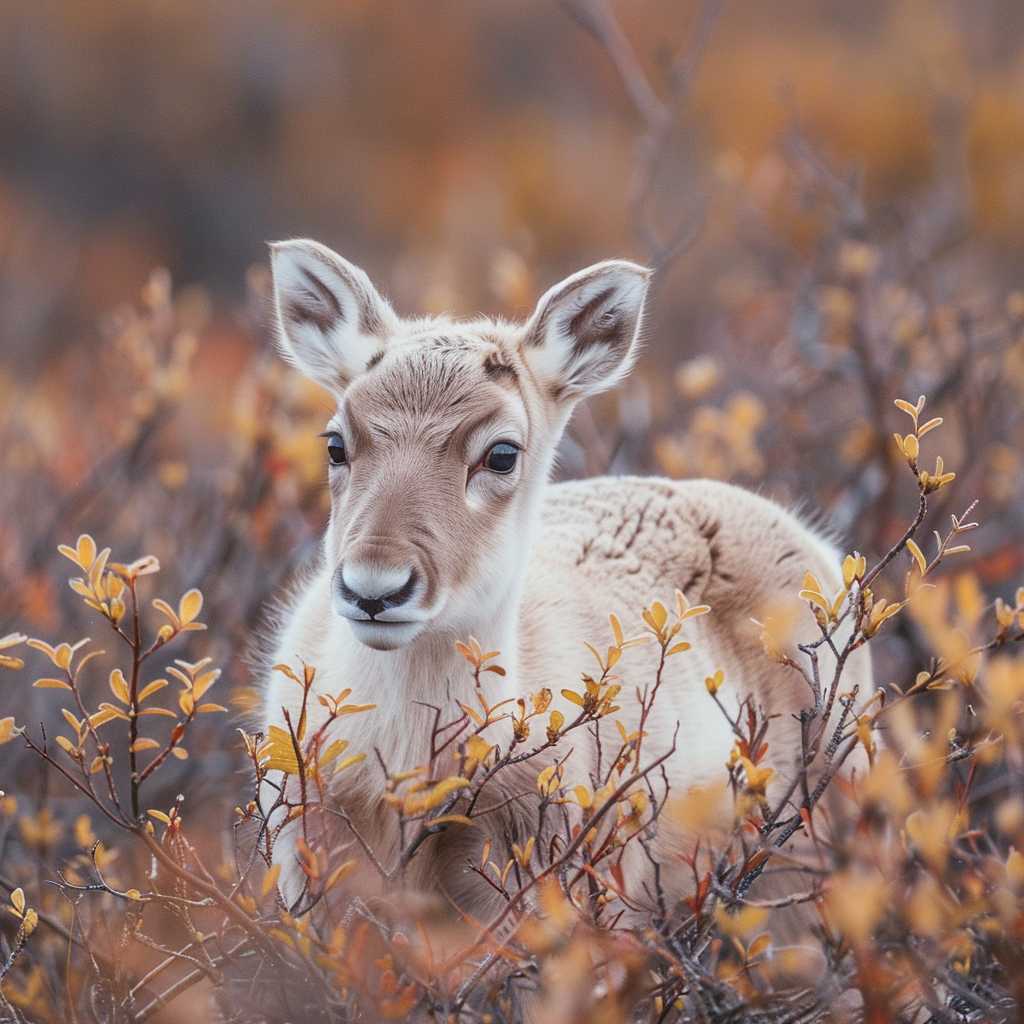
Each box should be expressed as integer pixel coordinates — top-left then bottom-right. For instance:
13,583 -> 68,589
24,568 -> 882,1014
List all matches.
0,0 -> 1023,956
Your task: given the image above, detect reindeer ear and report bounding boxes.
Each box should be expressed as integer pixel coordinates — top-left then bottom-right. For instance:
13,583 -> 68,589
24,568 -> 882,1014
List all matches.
522,260 -> 651,401
269,239 -> 398,394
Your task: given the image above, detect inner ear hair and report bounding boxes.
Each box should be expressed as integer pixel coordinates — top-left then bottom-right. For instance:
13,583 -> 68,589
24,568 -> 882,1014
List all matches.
564,284 -> 626,354
269,239 -> 399,394
524,259 -> 651,398
285,262 -> 344,333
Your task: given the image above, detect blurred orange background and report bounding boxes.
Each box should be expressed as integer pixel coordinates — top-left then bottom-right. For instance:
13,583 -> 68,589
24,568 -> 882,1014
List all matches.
3,0 -> 1023,355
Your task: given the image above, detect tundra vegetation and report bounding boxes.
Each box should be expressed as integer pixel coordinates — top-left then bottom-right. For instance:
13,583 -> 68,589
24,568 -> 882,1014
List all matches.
0,387 -> 1022,1024
1,2 -> 1024,1023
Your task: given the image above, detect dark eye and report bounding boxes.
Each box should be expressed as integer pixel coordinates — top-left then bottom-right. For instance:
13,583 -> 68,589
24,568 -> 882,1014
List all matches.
483,442 -> 519,474
325,432 -> 347,466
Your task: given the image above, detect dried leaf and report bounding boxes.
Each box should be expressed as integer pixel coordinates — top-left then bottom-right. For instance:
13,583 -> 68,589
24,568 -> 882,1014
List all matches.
261,863 -> 282,899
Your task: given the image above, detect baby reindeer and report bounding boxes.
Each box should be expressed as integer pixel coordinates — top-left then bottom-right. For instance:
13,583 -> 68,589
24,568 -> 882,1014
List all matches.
260,238 -> 872,924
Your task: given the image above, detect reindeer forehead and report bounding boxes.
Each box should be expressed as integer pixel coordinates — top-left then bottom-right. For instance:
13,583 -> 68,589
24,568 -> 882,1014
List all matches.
343,333 -> 526,441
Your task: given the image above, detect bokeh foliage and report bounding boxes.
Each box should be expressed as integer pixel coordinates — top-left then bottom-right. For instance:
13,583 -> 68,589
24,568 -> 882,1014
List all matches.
0,1 -> 1023,1021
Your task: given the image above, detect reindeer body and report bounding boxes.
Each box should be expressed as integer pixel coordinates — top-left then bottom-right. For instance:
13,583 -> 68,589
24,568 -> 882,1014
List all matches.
260,240 -> 872,920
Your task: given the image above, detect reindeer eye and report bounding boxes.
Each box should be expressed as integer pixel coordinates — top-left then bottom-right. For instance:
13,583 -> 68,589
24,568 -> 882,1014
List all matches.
325,432 -> 347,466
483,442 -> 519,474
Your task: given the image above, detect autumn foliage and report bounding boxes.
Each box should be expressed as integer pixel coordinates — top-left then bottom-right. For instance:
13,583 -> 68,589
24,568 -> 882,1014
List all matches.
1,1 -> 1024,1022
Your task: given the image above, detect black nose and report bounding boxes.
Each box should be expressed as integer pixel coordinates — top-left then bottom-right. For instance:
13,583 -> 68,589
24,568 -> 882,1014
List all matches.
338,569 -> 417,619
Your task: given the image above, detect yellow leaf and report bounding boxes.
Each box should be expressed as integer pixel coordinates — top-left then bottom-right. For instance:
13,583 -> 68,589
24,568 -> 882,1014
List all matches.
171,747 -> 188,760
560,689 -> 585,707
109,669 -> 130,705
573,785 -> 593,810
21,908 -> 38,937
147,809 -> 171,824
499,858 -> 514,888
799,590 -> 831,613
34,678 -> 72,691
0,717 -> 16,744
318,739 -> 349,768
120,555 -> 160,578
705,670 -> 724,696
457,701 -> 484,726
802,571 -> 822,593
425,814 -> 475,828
583,641 -> 604,670
334,703 -> 376,717
258,726 -> 300,775
27,639 -> 57,662
512,836 -> 535,867
10,888 -> 25,915
59,534 -> 97,570
0,631 -> 27,653
152,599 -> 180,628
906,538 -> 927,576
537,764 -> 562,797
138,679 -> 168,703
649,601 -> 668,630
274,662 -> 308,689
547,709 -> 564,741
332,752 -> 366,774
405,776 -> 471,814
130,738 -> 160,752
76,534 -> 97,568
454,641 -> 478,666
97,702 -> 130,722
197,703 -> 228,714
609,613 -> 623,647
681,604 -> 711,621
57,543 -> 79,566
714,903 -> 769,937
261,863 -> 282,898
842,553 -> 866,587
464,735 -> 494,769
178,589 -> 204,625
193,670 -> 220,701
740,757 -> 775,795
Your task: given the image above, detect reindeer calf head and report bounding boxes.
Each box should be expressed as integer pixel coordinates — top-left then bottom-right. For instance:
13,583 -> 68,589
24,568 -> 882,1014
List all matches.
270,239 -> 651,650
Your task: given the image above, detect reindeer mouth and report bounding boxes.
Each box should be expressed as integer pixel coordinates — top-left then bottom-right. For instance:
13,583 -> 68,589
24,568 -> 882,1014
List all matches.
341,616 -> 427,651
342,611 -> 414,625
